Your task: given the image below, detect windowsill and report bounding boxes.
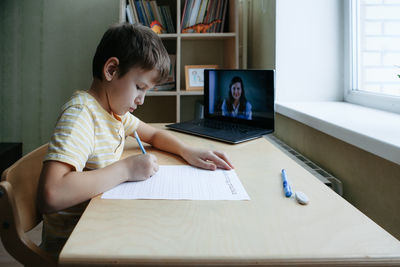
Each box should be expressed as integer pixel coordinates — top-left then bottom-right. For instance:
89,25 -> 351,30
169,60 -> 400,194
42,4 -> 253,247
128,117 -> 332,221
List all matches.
276,101 -> 400,165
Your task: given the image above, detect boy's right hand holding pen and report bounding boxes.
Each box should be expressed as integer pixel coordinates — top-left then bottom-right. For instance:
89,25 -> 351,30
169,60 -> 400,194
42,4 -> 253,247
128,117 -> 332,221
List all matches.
121,130 -> 158,182
122,153 -> 159,182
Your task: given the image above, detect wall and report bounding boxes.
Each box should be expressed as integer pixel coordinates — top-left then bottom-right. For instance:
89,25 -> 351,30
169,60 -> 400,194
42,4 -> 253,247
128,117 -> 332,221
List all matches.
246,0 -> 275,70
0,0 -> 119,154
275,0 -> 344,102
246,0 -> 343,101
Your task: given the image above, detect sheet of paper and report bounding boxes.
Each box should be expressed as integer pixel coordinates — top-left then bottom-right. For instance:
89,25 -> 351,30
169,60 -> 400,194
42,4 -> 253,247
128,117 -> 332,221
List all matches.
102,165 -> 250,200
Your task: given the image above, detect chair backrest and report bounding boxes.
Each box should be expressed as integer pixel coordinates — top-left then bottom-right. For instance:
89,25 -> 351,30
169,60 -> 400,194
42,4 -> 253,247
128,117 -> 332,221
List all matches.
0,144 -> 56,266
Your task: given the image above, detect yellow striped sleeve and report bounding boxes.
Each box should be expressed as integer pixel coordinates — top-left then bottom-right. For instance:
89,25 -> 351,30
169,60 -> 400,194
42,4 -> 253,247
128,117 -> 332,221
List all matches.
44,105 -> 94,171
122,113 -> 140,137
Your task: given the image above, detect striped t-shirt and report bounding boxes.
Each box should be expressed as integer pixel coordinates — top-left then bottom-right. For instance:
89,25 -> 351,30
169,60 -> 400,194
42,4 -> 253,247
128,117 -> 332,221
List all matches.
44,90 -> 140,171
42,90 -> 140,255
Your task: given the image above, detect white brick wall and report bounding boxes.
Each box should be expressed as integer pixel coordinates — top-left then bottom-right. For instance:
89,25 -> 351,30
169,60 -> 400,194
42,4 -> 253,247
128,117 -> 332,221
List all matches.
363,21 -> 382,35
364,6 -> 400,20
359,0 -> 400,96
364,68 -> 399,82
362,52 -> 381,65
384,22 -> 400,35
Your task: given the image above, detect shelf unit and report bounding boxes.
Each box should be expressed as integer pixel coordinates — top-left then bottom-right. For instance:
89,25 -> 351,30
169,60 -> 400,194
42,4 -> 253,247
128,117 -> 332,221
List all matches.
119,0 -> 239,122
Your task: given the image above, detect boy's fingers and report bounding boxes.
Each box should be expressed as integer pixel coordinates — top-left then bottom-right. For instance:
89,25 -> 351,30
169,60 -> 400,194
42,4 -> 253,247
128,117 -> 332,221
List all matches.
205,162 -> 217,170
206,152 -> 232,170
212,151 -> 234,169
198,159 -> 217,170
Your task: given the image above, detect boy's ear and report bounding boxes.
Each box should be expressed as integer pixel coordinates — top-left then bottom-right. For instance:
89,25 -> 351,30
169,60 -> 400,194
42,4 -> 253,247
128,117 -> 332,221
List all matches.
103,57 -> 119,81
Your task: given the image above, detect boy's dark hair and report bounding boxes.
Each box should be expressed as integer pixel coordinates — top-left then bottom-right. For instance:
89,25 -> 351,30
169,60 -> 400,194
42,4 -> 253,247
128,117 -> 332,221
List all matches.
92,23 -> 170,84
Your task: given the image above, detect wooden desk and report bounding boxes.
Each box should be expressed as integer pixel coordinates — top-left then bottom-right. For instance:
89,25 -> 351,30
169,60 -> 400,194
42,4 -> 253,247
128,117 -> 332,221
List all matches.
59,125 -> 400,266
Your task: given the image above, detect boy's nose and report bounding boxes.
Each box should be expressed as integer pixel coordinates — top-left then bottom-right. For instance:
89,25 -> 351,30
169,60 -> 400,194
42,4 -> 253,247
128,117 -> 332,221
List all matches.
135,94 -> 145,105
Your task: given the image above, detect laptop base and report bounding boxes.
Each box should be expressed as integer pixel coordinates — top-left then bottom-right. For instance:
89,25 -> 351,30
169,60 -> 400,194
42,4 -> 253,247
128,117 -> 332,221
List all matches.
166,119 -> 272,144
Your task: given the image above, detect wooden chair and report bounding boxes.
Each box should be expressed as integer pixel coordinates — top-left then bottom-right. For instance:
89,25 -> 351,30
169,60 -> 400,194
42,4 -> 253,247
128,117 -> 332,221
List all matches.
0,144 -> 56,266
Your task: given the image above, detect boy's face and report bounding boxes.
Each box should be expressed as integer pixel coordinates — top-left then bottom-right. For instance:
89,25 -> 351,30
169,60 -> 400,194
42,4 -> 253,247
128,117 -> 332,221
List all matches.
107,67 -> 158,116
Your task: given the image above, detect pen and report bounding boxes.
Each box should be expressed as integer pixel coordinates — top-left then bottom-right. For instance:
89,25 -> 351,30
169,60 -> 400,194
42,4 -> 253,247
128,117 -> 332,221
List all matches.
134,131 -> 146,154
281,169 -> 292,197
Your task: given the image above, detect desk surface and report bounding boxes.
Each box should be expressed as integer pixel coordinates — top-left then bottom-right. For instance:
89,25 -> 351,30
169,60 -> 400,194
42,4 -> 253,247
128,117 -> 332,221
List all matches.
59,125 -> 400,266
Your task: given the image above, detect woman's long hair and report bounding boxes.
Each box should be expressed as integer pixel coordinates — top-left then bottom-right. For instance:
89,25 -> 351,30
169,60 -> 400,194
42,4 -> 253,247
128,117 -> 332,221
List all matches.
226,76 -> 247,113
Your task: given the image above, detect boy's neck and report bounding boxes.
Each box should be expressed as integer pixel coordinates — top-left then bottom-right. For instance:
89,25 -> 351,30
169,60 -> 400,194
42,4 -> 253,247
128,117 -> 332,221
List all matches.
88,79 -> 112,115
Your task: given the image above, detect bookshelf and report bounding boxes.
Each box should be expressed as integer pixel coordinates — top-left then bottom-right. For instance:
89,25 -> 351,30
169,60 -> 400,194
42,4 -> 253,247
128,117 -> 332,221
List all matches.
119,0 -> 239,122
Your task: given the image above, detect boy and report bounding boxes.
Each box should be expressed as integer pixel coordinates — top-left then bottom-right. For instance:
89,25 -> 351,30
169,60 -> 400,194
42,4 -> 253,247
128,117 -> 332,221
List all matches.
37,23 -> 233,256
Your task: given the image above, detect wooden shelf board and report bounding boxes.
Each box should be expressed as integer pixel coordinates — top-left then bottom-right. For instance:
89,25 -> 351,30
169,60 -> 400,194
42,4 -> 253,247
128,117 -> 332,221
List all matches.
146,91 -> 177,96
158,33 -> 178,39
180,33 -> 237,40
179,90 -> 204,96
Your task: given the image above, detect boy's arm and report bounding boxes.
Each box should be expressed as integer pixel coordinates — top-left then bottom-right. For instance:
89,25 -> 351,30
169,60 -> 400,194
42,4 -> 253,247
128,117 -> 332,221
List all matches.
38,153 -> 158,213
136,121 -> 234,170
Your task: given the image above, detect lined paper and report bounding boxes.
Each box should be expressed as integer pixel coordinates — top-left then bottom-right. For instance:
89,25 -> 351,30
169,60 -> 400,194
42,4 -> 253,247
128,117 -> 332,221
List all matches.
102,165 -> 250,200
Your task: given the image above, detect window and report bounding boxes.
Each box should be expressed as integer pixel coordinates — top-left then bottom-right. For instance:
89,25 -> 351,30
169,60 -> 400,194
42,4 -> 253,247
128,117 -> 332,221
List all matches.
346,0 -> 400,114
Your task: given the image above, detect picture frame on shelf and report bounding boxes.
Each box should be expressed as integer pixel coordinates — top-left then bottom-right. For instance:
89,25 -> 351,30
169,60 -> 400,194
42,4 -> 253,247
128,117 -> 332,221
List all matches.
185,65 -> 218,91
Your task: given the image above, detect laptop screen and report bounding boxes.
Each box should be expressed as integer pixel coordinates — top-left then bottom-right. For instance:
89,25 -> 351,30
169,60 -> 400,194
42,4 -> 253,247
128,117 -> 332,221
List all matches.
204,69 -> 275,128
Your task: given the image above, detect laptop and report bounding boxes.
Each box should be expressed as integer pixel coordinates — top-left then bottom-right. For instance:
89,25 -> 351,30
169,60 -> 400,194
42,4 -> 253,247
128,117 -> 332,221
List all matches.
166,69 -> 275,144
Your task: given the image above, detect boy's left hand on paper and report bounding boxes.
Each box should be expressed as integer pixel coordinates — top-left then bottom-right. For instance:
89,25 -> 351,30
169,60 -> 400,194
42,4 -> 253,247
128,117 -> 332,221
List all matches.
181,147 -> 234,171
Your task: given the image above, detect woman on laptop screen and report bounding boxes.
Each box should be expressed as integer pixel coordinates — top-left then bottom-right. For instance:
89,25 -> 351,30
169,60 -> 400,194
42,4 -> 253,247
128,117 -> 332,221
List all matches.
221,76 -> 252,120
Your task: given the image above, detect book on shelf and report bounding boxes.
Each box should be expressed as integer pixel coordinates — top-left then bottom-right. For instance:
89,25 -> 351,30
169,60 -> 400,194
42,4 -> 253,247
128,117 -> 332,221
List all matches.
188,0 -> 202,28
126,0 -> 140,24
214,0 -> 223,32
196,0 -> 209,25
144,1 -> 155,24
219,0 -> 228,32
126,4 -> 134,24
125,0 -> 175,33
151,54 -> 176,91
150,1 -> 163,28
139,1 -> 150,26
152,82 -> 175,91
181,0 -> 228,33
164,5 -> 176,33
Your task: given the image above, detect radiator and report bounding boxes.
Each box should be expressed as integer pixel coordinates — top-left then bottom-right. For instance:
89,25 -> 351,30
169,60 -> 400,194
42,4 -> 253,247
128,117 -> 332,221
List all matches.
265,134 -> 343,196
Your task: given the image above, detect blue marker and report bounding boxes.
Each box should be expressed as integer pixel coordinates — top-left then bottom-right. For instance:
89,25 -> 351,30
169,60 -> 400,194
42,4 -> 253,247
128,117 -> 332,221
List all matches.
134,131 -> 146,154
281,169 -> 292,197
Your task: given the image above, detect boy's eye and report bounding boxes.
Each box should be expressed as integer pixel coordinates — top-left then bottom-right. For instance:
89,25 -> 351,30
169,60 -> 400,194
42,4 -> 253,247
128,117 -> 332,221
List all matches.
136,85 -> 144,90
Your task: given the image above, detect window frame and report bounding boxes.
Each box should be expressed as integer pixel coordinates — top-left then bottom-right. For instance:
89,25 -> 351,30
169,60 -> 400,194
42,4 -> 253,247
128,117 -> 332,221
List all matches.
344,0 -> 400,114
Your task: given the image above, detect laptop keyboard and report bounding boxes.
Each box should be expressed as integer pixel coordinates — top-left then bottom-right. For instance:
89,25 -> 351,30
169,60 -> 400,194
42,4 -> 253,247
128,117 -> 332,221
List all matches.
195,120 -> 259,133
